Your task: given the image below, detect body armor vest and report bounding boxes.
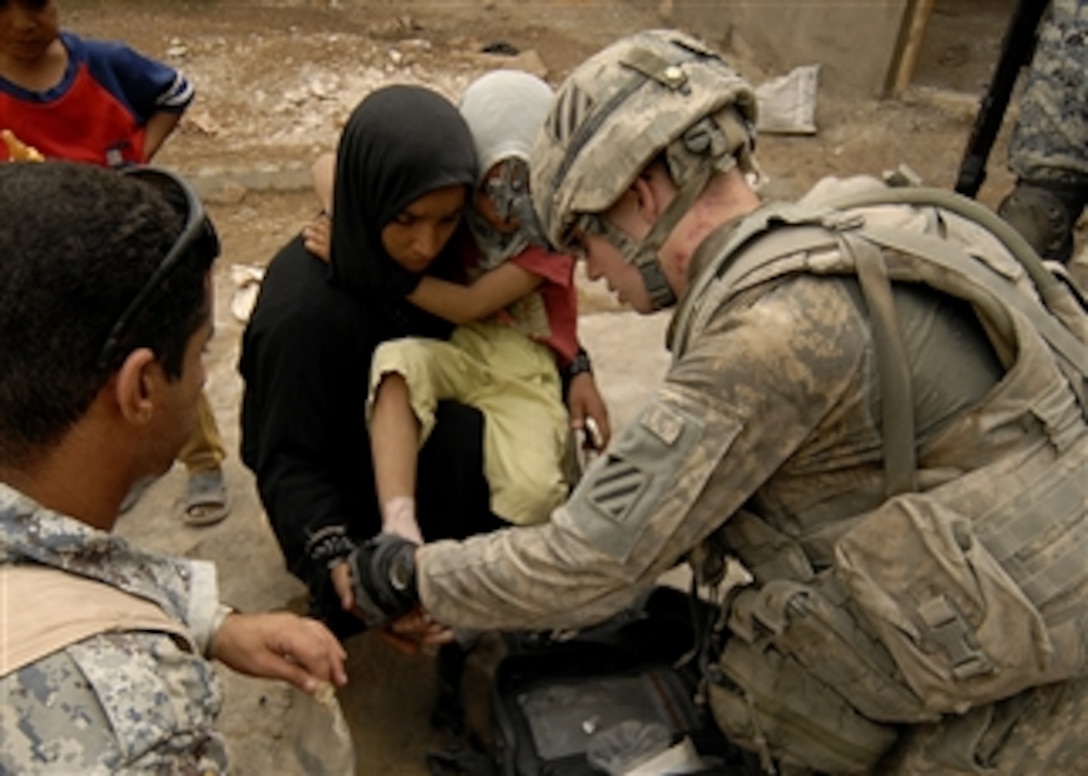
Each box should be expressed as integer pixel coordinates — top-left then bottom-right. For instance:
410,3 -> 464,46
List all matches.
674,181 -> 1088,774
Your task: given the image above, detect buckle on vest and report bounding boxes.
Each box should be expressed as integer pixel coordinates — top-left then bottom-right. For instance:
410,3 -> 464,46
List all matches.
917,595 -> 995,680
819,211 -> 866,232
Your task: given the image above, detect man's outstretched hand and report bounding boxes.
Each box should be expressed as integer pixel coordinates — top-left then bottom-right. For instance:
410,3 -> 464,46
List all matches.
210,611 -> 348,693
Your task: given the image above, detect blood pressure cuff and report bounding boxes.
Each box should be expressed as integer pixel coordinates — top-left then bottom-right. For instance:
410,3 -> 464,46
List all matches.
347,534 -> 419,628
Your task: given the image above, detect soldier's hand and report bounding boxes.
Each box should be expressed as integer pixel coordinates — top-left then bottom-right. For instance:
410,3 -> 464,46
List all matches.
383,607 -> 456,654
210,611 -> 348,693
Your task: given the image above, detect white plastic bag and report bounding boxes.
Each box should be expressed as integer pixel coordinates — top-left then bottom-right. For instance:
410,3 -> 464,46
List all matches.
290,681 -> 356,775
755,65 -> 820,135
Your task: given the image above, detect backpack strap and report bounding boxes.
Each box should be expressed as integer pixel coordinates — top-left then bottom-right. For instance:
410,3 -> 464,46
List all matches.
825,186 -> 1086,337
670,202 -> 842,359
854,220 -> 1088,377
673,205 -> 921,496
839,230 -> 917,495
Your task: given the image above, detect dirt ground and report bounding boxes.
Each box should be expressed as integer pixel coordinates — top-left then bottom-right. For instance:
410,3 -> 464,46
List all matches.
61,1 -> 1083,774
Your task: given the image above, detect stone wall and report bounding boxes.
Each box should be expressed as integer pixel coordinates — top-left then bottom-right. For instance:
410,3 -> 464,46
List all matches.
653,0 -> 912,97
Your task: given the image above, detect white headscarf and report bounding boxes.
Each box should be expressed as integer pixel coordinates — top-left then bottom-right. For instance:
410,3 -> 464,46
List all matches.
459,69 -> 555,271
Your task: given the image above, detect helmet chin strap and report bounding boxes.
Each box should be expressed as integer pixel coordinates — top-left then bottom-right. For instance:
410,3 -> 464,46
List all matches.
595,163 -> 713,310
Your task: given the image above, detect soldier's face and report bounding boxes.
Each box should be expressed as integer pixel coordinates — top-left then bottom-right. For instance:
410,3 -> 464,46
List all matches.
145,282 -> 212,476
580,229 -> 654,313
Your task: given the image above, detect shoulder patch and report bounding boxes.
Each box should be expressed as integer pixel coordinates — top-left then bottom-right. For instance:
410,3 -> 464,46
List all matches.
586,456 -> 650,525
565,394 -> 743,563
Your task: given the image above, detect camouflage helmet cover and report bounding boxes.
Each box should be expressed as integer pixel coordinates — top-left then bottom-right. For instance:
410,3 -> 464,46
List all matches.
530,29 -> 759,249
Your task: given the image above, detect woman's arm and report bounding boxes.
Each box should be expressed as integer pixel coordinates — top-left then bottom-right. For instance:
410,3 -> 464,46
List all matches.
407,260 -> 542,324
240,300 -> 372,601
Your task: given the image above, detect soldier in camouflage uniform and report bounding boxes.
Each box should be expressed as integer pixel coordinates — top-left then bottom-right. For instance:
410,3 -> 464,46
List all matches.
998,0 -> 1087,262
347,30 -> 1088,774
0,162 -> 347,774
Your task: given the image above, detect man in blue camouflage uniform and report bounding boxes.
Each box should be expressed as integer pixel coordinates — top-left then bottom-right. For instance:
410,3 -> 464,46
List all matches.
998,0 -> 1087,262
0,161 -> 347,774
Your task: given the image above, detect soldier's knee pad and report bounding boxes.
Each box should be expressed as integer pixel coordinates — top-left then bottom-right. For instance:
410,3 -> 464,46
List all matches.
997,181 -> 1084,263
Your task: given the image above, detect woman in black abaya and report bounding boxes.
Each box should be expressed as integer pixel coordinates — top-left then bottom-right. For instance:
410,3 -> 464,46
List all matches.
239,85 -> 503,637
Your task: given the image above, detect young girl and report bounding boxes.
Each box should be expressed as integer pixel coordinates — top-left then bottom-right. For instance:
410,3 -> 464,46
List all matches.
368,70 -> 611,542
241,85 -> 501,635
305,71 -> 610,544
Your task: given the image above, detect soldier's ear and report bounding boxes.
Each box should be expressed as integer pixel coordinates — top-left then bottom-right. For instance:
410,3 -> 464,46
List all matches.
113,348 -> 159,426
630,175 -> 661,224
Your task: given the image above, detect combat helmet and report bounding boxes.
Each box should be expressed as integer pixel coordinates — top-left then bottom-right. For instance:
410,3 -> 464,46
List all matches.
531,29 -> 759,309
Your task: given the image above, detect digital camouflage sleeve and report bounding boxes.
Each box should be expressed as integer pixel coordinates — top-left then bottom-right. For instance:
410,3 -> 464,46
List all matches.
1,635 -> 228,774
1008,0 -> 1088,186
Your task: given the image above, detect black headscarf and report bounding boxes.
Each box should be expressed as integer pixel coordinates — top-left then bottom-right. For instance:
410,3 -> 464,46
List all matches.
329,85 -> 476,302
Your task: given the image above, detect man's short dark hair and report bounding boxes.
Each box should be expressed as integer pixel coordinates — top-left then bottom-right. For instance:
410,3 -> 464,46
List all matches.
0,161 -> 217,466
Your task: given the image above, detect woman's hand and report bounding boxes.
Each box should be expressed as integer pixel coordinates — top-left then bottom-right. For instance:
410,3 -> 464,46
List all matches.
331,560 -> 355,612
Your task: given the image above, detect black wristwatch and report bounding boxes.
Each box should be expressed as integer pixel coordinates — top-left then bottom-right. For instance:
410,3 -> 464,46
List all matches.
566,347 -> 593,381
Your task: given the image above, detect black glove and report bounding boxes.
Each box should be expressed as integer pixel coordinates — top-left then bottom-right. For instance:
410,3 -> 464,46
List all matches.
347,534 -> 420,627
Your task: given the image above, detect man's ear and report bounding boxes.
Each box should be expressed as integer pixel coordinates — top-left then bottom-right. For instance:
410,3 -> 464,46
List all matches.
113,348 -> 159,426
629,175 -> 661,224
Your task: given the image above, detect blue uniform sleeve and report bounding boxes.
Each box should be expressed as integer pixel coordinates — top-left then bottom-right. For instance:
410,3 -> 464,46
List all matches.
77,34 -> 194,123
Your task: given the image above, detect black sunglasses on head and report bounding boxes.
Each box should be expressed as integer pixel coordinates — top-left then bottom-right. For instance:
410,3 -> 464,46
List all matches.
95,167 -> 220,371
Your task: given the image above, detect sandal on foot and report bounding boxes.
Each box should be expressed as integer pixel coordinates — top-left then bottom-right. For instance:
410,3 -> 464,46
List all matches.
183,469 -> 231,526
119,475 -> 158,514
